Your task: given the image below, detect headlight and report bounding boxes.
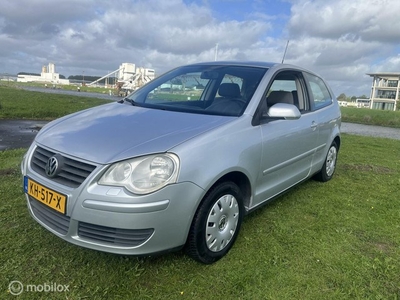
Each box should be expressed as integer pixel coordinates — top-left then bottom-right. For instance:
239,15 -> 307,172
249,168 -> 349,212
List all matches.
98,153 -> 180,194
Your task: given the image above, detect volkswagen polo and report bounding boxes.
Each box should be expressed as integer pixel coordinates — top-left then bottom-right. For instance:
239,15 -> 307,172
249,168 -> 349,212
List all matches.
21,61 -> 341,264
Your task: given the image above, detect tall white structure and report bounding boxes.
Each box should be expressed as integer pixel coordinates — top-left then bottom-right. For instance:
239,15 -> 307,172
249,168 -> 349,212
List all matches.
88,62 -> 155,91
367,72 -> 399,111
117,63 -> 155,91
17,63 -> 69,84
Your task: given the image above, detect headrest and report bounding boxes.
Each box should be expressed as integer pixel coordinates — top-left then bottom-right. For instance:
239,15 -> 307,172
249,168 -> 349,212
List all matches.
267,91 -> 294,105
218,83 -> 241,98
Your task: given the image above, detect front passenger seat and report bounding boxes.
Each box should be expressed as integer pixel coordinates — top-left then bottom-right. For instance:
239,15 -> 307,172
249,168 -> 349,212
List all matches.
267,91 -> 294,106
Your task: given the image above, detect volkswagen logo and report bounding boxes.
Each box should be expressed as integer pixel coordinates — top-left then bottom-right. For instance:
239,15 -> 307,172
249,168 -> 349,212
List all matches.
45,156 -> 60,177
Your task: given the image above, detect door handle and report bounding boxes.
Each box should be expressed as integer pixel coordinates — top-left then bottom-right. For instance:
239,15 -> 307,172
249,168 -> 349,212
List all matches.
311,121 -> 318,130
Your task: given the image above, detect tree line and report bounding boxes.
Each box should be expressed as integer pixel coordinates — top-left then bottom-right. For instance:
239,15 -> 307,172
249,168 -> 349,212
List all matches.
337,93 -> 369,102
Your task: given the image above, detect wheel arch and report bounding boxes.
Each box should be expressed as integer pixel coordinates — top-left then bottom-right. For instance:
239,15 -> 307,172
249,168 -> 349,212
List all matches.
333,135 -> 341,150
185,171 -> 250,263
202,171 -> 252,212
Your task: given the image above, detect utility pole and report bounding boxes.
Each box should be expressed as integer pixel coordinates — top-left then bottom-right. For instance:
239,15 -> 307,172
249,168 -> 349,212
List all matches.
214,43 -> 219,61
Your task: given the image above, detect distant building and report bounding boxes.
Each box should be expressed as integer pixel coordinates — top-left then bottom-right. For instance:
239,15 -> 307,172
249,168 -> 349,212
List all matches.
88,63 -> 155,92
0,74 -> 17,82
356,98 -> 371,108
367,72 -> 399,111
17,63 -> 70,85
116,63 -> 155,91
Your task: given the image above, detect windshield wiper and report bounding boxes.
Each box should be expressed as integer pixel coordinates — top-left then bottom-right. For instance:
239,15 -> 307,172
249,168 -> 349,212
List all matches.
118,97 -> 136,106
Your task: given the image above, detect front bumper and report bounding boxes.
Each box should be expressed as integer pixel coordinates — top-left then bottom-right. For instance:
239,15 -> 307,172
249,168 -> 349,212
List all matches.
22,145 -> 205,255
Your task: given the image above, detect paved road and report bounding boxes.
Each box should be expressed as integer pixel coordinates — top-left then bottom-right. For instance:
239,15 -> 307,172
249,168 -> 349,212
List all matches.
341,122 -> 400,140
0,120 -> 48,151
1,87 -> 121,151
21,86 -> 122,101
0,120 -> 399,151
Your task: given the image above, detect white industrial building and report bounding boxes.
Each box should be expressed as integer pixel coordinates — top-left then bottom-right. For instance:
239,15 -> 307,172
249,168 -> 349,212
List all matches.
88,63 -> 155,92
17,63 -> 70,85
15,62 -> 154,92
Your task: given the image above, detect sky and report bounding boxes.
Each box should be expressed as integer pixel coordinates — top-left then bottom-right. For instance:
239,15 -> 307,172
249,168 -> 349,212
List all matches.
1,0 -> 400,97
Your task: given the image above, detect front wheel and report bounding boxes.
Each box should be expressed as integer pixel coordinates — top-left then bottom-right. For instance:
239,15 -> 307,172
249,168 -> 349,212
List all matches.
314,141 -> 338,182
186,181 -> 244,264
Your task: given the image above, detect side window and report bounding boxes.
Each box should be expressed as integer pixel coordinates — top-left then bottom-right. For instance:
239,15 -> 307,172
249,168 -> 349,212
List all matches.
265,72 -> 308,112
304,72 -> 332,110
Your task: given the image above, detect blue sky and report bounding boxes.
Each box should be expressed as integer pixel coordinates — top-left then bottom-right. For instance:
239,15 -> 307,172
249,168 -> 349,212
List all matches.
205,0 -> 290,22
205,0 -> 292,38
1,0 -> 400,97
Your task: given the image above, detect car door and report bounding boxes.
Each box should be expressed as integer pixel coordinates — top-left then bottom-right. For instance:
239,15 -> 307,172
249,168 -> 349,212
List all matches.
252,71 -> 319,207
303,72 -> 338,169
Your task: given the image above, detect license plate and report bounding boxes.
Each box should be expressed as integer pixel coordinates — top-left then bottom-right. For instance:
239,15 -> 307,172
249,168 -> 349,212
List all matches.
24,177 -> 67,214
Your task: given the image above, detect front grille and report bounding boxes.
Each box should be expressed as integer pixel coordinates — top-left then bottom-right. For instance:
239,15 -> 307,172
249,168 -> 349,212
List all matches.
78,222 -> 154,247
29,196 -> 70,235
31,146 -> 96,188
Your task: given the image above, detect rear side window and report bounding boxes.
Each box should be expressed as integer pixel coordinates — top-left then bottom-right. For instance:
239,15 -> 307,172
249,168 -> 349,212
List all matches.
304,72 -> 332,110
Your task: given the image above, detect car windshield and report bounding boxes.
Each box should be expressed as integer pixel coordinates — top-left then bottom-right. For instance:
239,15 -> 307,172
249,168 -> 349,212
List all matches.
126,65 -> 267,116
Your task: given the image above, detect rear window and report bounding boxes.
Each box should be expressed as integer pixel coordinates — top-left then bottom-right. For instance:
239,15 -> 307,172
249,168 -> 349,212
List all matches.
304,72 -> 332,110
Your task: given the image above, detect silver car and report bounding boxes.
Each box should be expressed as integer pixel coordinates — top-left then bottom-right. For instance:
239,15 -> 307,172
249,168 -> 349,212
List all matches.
21,61 -> 341,264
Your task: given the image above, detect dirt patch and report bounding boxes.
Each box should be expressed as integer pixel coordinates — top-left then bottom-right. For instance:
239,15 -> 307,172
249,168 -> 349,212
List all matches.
0,168 -> 18,176
340,164 -> 394,174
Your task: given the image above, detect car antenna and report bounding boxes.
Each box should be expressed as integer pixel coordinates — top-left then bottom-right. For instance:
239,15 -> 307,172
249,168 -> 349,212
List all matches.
281,40 -> 290,64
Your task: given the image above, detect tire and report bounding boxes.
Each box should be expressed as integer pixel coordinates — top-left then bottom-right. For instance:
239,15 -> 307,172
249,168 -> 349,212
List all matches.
314,141 -> 338,182
186,181 -> 244,264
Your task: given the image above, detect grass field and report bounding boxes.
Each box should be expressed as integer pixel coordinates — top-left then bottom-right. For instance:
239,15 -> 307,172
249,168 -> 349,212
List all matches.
1,83 -> 400,299
0,85 -> 110,120
340,106 -> 400,128
1,134 -> 400,299
1,80 -> 113,94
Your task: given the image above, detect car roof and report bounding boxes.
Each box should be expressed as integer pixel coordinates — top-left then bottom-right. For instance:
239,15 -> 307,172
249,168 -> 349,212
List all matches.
187,61 -> 279,69
184,61 -> 315,74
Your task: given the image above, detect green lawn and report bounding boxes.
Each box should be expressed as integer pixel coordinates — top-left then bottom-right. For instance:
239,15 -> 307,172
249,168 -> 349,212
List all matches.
340,106 -> 400,128
1,134 -> 400,299
0,85 -> 109,120
2,80 -> 113,94
1,83 -> 400,299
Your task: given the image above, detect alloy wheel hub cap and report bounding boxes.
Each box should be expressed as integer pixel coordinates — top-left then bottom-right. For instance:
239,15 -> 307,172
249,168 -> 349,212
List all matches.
219,215 -> 227,231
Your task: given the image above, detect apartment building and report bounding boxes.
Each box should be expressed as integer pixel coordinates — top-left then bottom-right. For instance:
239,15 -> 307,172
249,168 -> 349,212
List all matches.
367,72 -> 400,111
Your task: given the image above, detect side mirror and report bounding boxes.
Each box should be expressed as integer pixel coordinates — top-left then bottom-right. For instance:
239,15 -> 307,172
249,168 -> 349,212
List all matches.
267,103 -> 301,120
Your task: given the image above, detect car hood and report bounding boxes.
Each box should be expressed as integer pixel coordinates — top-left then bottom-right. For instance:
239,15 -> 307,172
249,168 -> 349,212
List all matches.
36,103 -> 232,164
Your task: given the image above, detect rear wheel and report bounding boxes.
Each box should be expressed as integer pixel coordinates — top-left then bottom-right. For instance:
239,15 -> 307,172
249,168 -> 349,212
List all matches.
314,141 -> 338,182
186,181 -> 244,264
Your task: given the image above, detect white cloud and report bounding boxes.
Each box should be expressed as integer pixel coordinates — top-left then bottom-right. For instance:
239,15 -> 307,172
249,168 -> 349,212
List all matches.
0,0 -> 399,97
288,0 -> 400,43
371,54 -> 400,72
282,0 -> 400,95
